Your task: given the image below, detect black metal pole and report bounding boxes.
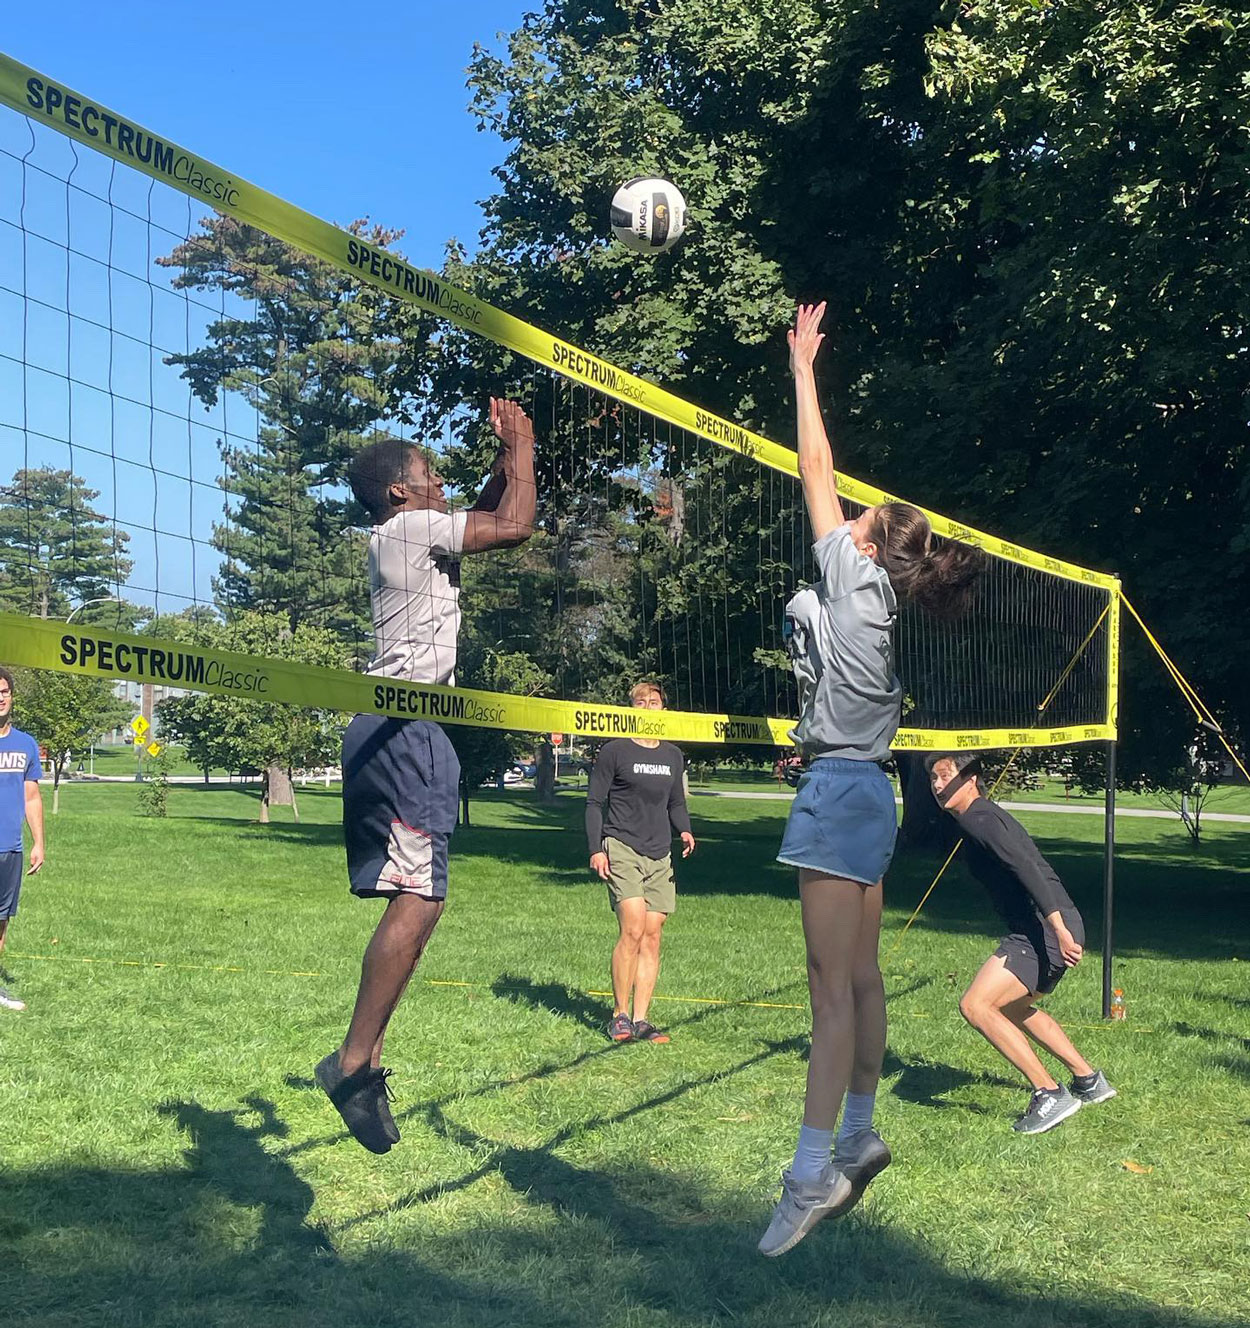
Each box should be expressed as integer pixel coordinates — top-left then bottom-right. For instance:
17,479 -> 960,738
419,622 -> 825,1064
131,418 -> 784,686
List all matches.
1102,739 -> 1117,1019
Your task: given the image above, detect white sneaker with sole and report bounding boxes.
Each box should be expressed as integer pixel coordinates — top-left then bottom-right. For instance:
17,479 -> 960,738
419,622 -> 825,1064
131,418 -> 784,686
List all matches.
0,985 -> 26,1012
758,1166 -> 852,1257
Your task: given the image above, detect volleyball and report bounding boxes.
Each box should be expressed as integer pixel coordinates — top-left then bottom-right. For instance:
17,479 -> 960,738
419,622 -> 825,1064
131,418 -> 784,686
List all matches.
610,177 -> 687,254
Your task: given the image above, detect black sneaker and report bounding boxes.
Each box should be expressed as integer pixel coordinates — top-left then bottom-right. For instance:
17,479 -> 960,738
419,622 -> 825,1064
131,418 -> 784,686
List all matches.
1011,1085 -> 1081,1135
373,1066 -> 401,1145
314,1053 -> 395,1154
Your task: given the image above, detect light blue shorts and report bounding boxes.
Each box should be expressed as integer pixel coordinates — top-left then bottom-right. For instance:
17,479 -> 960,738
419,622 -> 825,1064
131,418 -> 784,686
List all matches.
776,757 -> 898,885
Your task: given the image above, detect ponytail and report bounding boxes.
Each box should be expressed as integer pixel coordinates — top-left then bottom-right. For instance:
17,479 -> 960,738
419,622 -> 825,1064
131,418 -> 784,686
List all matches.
867,502 -> 985,619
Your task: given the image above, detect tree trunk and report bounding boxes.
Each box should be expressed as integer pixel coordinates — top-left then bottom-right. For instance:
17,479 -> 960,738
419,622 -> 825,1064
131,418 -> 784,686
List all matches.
259,770 -> 270,824
459,776 -> 471,827
265,763 -> 294,811
52,762 -> 63,815
536,742 -> 556,804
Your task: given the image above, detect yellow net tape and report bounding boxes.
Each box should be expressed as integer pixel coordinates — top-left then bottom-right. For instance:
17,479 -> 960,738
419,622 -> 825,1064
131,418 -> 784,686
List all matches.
0,613 -> 1114,748
0,51 -> 1117,592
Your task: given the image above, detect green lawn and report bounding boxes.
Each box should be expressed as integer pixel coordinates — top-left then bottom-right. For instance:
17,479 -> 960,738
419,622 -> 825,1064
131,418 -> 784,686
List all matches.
690,767 -> 1250,816
2,783 -> 1247,1327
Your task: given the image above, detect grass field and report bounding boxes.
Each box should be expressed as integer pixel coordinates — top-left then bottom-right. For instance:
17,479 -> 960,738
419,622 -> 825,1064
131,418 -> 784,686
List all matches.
3,782 -> 1248,1328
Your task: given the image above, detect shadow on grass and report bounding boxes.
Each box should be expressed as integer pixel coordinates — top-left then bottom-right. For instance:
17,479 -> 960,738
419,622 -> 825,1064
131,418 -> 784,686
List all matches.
491,973 -> 613,1031
1171,1024 -> 1250,1083
3,1090 -> 1241,1328
883,1049 -> 1020,1114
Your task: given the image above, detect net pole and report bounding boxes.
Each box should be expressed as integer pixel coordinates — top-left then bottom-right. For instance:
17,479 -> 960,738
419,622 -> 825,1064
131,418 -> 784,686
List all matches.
1102,738 -> 1117,1020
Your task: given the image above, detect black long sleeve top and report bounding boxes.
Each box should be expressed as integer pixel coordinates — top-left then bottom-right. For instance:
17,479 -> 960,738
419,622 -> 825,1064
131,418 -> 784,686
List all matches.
955,797 -> 1080,934
585,739 -> 691,860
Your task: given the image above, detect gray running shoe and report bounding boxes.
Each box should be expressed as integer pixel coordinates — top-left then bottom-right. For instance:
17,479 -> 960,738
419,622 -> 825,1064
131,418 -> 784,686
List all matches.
829,1127 -> 892,1216
1012,1085 -> 1081,1134
0,985 -> 25,1012
758,1166 -> 853,1257
1071,1069 -> 1116,1105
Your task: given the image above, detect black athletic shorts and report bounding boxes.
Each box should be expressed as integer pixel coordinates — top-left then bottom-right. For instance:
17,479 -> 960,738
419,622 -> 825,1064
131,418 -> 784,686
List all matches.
342,715 -> 460,901
0,851 -> 23,920
995,912 -> 1085,996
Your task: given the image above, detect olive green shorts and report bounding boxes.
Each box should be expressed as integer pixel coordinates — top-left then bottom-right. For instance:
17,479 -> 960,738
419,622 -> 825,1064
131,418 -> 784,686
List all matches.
602,836 -> 676,916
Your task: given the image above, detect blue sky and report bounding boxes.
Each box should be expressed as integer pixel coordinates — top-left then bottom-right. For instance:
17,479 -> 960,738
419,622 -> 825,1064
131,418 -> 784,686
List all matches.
4,3 -> 531,266
1,4 -> 534,616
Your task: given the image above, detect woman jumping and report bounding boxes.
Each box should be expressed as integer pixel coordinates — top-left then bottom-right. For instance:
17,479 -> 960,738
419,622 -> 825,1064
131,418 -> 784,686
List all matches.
759,302 -> 983,1256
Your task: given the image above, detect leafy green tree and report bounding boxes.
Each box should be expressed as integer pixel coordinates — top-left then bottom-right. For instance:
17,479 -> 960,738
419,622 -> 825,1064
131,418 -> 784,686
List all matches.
158,217 -> 437,653
10,668 -> 131,813
423,0 -> 1250,786
156,612 -> 348,823
0,468 -> 132,620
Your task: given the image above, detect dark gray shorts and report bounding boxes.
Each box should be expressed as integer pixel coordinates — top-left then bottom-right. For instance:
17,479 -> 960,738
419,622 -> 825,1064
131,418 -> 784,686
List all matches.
342,715 -> 460,901
996,913 -> 1084,996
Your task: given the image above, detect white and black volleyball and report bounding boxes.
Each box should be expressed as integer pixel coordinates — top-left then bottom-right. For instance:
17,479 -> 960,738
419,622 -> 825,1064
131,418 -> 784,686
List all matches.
609,177 -> 687,254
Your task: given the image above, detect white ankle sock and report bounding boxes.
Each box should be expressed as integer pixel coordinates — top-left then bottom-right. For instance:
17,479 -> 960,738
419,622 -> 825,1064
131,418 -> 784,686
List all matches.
790,1124 -> 833,1182
836,1091 -> 876,1145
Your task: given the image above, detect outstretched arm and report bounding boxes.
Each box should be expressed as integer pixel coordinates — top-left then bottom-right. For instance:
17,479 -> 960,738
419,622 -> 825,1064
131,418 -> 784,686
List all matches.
789,302 -> 846,542
462,398 -> 537,552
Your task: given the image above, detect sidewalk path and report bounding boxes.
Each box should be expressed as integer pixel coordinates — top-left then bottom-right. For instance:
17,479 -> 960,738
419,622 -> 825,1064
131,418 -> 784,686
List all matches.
689,788 -> 1250,824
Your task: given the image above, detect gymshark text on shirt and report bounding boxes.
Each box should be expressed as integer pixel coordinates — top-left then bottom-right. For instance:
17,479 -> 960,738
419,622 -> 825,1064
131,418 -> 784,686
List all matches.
633,762 -> 673,776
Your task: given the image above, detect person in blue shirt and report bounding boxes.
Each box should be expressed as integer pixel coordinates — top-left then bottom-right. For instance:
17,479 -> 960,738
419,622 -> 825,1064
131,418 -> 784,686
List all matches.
0,666 -> 46,1013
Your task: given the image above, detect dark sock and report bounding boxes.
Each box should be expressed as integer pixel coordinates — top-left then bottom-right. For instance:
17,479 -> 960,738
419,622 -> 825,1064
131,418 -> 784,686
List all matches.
1072,1070 -> 1099,1088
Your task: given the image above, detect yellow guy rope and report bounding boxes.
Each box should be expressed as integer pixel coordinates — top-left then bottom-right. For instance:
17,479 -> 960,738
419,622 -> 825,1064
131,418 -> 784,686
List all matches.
1118,590 -> 1250,786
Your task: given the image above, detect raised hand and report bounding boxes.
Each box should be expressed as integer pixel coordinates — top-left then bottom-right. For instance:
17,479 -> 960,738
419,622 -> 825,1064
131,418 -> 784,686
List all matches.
489,397 -> 535,451
788,302 -> 827,377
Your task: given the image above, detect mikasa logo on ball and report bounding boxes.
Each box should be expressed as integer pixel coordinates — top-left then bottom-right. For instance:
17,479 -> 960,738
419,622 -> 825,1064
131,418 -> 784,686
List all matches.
610,177 -> 687,254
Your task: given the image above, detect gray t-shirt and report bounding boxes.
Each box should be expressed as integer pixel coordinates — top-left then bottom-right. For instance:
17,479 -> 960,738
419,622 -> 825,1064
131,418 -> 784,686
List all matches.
784,524 -> 902,762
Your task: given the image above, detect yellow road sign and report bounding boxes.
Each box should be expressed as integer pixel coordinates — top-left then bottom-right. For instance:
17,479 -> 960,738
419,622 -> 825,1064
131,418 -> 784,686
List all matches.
130,715 -> 150,738
146,741 -> 163,757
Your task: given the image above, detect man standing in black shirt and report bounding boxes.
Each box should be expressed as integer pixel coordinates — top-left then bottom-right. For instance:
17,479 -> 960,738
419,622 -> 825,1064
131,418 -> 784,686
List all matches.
928,754 -> 1116,1134
586,681 -> 696,1044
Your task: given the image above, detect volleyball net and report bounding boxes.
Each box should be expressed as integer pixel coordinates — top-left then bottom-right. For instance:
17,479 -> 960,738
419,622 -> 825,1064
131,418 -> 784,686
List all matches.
0,51 -> 1119,751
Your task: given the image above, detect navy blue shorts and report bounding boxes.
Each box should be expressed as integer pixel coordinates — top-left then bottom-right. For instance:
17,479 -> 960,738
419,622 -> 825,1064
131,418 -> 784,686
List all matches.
0,851 -> 22,920
342,715 -> 460,901
777,757 -> 898,886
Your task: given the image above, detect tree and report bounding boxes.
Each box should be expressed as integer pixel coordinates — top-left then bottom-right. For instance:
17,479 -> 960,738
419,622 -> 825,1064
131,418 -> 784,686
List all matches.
0,467 -> 132,619
158,217 -> 435,655
445,645 -> 553,824
10,669 -> 130,813
420,0 -> 1249,787
157,612 -> 348,823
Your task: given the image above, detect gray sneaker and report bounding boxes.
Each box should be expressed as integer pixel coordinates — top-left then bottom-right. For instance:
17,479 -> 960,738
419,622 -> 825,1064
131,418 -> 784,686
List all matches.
758,1166 -> 853,1257
0,985 -> 25,1012
830,1127 -> 892,1215
1012,1085 -> 1081,1134
1071,1069 -> 1116,1105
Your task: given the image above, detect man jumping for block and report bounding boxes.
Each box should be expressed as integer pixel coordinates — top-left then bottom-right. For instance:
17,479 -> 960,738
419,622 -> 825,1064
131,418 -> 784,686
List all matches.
316,400 -> 536,1154
928,754 -> 1116,1134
